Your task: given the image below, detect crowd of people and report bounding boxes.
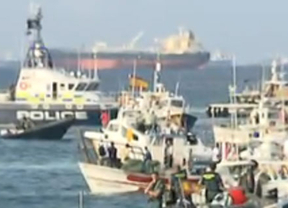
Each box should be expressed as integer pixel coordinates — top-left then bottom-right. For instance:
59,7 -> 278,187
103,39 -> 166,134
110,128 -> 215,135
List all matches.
97,140 -> 154,171
94,138 -> 250,208
144,161 -> 248,208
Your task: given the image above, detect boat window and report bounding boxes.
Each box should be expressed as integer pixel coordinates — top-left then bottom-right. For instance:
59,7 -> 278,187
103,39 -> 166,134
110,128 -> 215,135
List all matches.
86,82 -> 99,91
187,134 -> 198,145
268,112 -> 279,120
60,83 -> 65,91
249,140 -> 262,149
75,83 -> 87,91
189,160 -> 211,175
159,100 -> 168,108
171,99 -> 183,108
132,133 -> 139,141
227,165 -> 246,177
108,124 -> 119,132
68,84 -> 75,90
121,127 -> 127,137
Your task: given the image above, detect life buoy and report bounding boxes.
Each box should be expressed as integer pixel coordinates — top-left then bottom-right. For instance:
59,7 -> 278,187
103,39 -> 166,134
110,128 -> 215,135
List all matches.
20,82 -> 28,90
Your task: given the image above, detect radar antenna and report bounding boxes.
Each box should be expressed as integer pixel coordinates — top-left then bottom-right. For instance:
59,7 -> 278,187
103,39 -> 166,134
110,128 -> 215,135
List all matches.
23,5 -> 53,69
26,4 -> 43,44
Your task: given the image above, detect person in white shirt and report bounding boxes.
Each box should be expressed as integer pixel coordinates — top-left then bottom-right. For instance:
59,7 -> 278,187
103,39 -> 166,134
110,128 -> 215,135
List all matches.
164,139 -> 174,168
212,143 -> 220,163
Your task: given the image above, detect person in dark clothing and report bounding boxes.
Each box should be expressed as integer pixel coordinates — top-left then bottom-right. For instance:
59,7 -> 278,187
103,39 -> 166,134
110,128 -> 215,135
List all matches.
98,141 -> 107,166
199,162 -> 224,203
18,116 -> 34,130
145,171 -> 165,208
170,165 -> 195,208
108,142 -> 118,168
142,146 -> 152,173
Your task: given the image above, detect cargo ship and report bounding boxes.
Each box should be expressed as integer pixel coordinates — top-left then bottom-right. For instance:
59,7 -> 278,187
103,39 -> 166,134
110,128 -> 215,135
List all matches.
50,29 -> 210,70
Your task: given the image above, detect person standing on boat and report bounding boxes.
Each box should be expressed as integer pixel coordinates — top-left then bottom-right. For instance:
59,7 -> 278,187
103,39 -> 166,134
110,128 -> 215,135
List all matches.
150,111 -> 157,133
121,143 -> 131,164
164,139 -> 174,169
145,171 -> 165,208
212,143 -> 221,163
98,140 -> 107,165
18,116 -> 34,130
169,165 -> 195,208
142,146 -> 152,173
108,142 -> 118,168
199,162 -> 224,204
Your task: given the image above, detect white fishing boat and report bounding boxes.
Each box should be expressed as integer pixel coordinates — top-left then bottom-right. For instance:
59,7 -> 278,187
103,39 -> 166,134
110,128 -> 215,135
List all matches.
79,103 -> 212,195
78,162 -> 147,195
207,59 -> 288,118
118,60 -> 197,131
212,101 -> 288,148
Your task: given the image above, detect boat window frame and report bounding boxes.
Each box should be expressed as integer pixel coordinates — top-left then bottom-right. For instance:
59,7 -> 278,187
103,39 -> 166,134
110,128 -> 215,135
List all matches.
108,123 -> 119,132
86,82 -> 99,91
60,83 -> 65,91
75,82 -> 88,91
170,99 -> 184,108
68,83 -> 75,90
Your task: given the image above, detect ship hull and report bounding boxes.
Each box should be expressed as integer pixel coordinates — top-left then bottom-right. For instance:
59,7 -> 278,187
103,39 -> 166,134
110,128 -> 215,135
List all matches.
50,50 -> 210,70
0,102 -> 118,127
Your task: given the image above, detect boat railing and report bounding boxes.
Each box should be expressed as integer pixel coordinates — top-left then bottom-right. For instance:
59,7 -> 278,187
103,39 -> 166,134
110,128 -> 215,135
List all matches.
80,129 -> 146,163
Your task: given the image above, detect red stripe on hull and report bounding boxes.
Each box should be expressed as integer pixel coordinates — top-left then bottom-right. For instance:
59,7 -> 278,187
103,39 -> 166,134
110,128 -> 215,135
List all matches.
54,57 -> 209,70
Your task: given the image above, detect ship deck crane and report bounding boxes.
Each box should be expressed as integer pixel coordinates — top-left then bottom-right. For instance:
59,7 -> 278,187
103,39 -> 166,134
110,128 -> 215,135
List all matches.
127,31 -> 144,49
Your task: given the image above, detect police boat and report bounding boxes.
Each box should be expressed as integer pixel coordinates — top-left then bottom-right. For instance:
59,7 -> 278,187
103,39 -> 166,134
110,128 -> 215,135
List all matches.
0,117 -> 74,140
0,7 -> 118,128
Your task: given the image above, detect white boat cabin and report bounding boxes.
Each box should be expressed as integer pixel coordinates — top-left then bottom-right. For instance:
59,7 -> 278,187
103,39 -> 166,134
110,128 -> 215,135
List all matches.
2,7 -> 117,107
84,108 -> 211,168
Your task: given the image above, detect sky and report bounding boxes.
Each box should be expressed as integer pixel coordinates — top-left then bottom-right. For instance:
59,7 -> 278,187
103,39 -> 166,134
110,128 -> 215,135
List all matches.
0,0 -> 287,63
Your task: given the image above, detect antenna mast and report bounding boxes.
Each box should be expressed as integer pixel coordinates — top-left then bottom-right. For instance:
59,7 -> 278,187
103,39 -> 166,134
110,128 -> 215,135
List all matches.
93,49 -> 99,81
26,3 -> 43,45
154,50 -> 161,92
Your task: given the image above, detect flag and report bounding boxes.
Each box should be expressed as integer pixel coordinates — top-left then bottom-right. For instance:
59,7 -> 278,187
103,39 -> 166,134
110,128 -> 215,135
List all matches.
128,75 -> 149,91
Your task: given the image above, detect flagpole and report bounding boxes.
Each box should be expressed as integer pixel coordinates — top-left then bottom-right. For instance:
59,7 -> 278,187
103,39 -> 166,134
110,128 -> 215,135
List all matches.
154,50 -> 161,92
132,59 -> 137,98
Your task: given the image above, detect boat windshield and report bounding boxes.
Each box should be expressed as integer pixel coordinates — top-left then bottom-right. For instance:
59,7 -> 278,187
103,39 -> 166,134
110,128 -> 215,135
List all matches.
86,82 -> 99,91
189,160 -> 211,175
170,99 -> 183,108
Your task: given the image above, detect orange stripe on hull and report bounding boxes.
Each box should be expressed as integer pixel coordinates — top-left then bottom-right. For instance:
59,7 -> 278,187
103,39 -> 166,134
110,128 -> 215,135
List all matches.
54,58 -> 208,70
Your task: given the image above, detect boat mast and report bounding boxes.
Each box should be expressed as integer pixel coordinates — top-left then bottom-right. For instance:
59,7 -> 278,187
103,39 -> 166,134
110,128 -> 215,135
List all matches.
132,58 -> 137,98
175,82 -> 179,96
230,55 -> 237,129
154,50 -> 161,92
93,49 -> 99,80
26,4 -> 43,46
77,48 -> 81,77
280,58 -> 286,127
